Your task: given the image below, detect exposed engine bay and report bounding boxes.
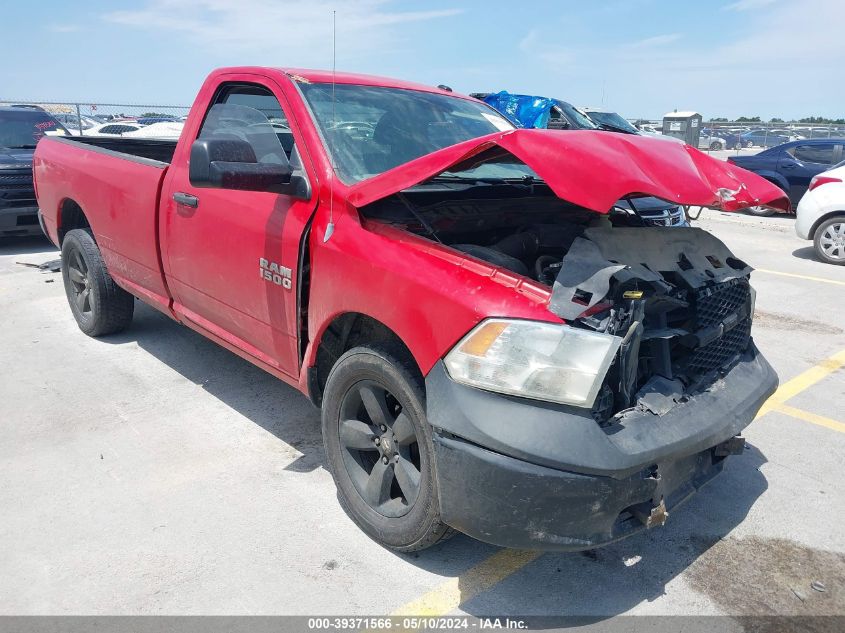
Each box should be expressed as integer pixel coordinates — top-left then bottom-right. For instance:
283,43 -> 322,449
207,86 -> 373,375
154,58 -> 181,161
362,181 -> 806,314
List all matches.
363,182 -> 756,424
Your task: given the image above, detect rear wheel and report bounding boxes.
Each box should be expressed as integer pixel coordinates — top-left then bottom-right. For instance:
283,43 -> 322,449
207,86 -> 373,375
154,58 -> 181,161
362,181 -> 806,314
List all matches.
744,140 -> 754,148
61,229 -> 134,336
813,217 -> 845,265
321,345 -> 454,551
709,141 -> 722,151
746,206 -> 776,217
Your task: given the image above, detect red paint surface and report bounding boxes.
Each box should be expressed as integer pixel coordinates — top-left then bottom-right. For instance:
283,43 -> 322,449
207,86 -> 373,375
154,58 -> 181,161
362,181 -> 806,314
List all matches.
33,66 -> 789,396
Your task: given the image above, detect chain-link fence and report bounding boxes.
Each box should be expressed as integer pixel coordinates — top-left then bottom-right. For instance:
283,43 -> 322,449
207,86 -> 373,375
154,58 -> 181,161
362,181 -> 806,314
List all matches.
0,100 -> 191,138
5,98 -> 843,153
628,118 -> 845,154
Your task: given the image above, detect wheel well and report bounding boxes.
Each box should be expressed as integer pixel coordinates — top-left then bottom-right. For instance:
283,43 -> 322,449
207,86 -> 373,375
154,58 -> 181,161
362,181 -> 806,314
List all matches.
759,175 -> 787,192
810,211 -> 845,239
309,313 -> 420,407
58,199 -> 90,244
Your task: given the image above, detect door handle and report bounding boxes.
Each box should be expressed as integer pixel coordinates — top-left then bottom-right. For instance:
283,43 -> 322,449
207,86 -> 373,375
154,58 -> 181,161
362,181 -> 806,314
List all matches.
173,192 -> 199,208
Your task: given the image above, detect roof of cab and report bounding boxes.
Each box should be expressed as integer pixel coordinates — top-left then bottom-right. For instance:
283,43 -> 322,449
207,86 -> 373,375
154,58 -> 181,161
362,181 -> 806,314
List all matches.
210,66 -> 461,97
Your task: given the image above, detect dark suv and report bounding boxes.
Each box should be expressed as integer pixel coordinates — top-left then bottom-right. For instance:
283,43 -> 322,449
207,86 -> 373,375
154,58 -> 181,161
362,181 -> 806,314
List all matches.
0,107 -> 68,237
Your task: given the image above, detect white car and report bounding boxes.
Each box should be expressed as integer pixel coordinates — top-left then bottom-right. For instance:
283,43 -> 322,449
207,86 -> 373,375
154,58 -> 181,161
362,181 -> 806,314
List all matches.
123,121 -> 184,139
795,160 -> 845,265
50,113 -> 100,135
698,133 -> 726,151
80,122 -> 144,136
637,124 -> 661,135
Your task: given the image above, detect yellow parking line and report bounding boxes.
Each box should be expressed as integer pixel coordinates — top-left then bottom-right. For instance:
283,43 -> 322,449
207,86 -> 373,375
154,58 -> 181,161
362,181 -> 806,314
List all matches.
392,549 -> 541,616
757,348 -> 845,418
756,268 -> 845,286
774,404 -> 845,434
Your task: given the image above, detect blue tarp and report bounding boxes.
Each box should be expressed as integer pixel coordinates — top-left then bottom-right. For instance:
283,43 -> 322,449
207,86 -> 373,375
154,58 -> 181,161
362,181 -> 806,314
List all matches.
482,91 -> 555,129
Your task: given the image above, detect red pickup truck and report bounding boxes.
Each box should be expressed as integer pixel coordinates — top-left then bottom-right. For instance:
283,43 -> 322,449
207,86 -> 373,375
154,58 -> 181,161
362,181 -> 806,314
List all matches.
34,67 -> 788,552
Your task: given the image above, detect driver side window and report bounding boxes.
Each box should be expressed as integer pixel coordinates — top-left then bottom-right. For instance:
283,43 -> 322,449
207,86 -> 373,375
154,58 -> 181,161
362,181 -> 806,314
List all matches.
199,83 -> 298,166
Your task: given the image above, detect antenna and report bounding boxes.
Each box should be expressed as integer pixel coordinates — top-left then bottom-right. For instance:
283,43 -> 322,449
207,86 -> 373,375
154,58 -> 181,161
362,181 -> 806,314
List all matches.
323,9 -> 337,243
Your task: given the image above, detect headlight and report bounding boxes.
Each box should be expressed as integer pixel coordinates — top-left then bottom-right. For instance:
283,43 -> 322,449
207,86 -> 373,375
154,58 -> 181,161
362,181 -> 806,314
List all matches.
444,318 -> 622,407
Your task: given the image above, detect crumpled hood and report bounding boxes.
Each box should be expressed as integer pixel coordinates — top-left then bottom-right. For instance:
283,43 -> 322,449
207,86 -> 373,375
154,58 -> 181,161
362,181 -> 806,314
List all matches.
347,129 -> 790,213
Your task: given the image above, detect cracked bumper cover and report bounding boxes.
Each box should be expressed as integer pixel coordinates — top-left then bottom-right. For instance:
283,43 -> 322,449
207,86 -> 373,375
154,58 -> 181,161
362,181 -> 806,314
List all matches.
426,342 -> 777,550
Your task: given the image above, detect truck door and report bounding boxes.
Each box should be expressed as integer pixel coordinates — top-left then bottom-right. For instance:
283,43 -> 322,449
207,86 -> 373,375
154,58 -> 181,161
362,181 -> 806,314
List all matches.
162,80 -> 315,378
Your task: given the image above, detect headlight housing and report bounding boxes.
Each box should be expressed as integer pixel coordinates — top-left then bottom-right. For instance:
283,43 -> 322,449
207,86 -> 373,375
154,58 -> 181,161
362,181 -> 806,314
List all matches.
444,318 -> 622,407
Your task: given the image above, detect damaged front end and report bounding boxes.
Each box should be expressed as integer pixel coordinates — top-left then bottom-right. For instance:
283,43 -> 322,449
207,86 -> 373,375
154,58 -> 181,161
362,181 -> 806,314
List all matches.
551,225 -> 758,425
353,130 -> 784,426
354,129 -> 781,549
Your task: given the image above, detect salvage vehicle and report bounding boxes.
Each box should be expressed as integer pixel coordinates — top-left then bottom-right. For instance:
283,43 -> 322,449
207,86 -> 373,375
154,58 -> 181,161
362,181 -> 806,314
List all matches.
34,67 -> 788,552
0,106 -> 69,238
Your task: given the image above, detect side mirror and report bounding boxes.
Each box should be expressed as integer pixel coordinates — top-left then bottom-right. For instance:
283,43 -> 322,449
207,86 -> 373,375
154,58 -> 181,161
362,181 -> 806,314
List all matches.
189,138 -> 293,193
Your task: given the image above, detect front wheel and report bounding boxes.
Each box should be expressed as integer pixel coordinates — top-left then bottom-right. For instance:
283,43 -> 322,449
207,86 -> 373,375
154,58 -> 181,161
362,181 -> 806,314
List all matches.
321,345 -> 454,551
744,140 -> 754,148
814,217 -> 845,265
746,206 -> 776,217
61,229 -> 134,336
710,141 -> 723,151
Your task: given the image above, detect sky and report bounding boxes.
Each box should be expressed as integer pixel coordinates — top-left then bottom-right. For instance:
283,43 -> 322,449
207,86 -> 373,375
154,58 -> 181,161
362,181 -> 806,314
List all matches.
3,0 -> 843,120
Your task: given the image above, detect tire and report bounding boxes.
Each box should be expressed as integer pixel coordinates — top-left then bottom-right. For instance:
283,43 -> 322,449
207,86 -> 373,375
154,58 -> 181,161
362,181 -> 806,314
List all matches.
61,228 -> 134,336
813,216 -> 845,265
744,140 -> 754,148
709,141 -> 722,151
321,344 -> 454,551
746,206 -> 776,217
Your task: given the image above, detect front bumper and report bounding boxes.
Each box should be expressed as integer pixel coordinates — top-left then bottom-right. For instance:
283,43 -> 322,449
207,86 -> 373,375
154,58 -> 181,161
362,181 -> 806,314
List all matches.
426,343 -> 777,550
0,204 -> 42,237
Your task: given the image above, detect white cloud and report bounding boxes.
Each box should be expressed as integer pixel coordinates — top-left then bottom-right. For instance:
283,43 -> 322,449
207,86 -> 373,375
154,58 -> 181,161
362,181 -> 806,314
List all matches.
723,0 -> 777,11
628,33 -> 682,48
103,0 -> 462,63
510,0 -> 844,119
518,28 -> 575,67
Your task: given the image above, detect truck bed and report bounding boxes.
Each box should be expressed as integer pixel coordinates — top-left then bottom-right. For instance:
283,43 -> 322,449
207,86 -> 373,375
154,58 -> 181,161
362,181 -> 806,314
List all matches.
60,136 -> 178,165
33,135 -> 174,313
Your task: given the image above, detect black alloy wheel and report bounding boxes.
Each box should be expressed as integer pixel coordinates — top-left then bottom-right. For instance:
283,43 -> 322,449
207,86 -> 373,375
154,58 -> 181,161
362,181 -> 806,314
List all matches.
61,228 -> 134,336
338,380 -> 421,517
66,247 -> 93,319
321,344 -> 453,551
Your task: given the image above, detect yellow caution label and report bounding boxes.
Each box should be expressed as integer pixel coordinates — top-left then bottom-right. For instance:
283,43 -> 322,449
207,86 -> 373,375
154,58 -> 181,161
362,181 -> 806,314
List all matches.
623,290 -> 644,299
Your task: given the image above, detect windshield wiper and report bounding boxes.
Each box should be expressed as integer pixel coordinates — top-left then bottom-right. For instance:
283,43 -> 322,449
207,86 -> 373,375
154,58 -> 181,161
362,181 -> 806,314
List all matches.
429,174 -> 545,185
428,174 -> 504,184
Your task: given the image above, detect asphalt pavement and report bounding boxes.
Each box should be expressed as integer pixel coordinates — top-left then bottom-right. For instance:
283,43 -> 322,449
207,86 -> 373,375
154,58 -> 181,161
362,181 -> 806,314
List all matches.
0,210 -> 842,620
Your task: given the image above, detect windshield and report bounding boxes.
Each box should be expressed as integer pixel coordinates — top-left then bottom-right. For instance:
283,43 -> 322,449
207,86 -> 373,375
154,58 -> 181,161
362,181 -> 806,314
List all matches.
585,111 -> 639,134
0,110 -> 68,148
299,83 -> 514,184
555,102 -> 598,130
